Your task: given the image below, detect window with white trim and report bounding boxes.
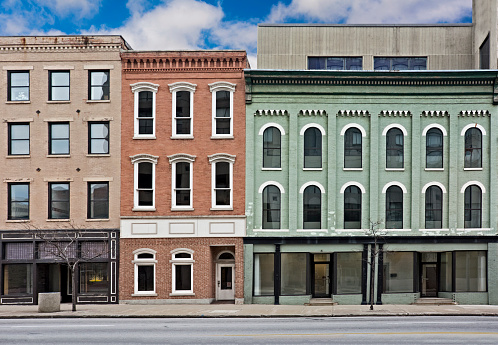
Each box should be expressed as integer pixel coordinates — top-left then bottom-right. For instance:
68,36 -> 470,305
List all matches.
209,154 -> 235,209
209,82 -> 235,137
131,82 -> 159,138
133,249 -> 157,295
168,154 -> 196,210
170,249 -> 194,295
131,154 -> 158,210
169,82 -> 196,138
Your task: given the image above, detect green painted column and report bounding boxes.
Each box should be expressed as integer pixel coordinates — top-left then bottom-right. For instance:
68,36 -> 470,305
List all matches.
245,105 -> 256,233
488,243 -> 498,304
489,107 -> 497,233
369,112 -> 379,224
448,112 -> 459,229
288,110 -> 298,231
243,244 -> 254,304
328,112 -> 336,230
411,113 -> 421,231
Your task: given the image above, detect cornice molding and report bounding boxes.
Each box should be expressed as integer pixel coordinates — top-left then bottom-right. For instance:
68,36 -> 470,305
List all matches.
299,109 -> 327,116
0,45 -> 122,52
459,110 -> 490,117
337,110 -> 370,117
379,110 -> 411,117
255,109 -> 288,116
421,110 -> 449,117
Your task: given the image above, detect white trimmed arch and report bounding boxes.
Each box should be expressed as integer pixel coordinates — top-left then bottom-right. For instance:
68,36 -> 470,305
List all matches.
258,123 -> 286,136
300,123 -> 326,136
339,182 -> 366,194
382,181 -> 408,194
258,181 -> 285,194
460,181 -> 486,194
422,182 -> 447,194
382,124 -> 408,136
460,124 -> 486,136
340,123 -> 366,137
422,124 -> 448,137
299,181 -> 325,194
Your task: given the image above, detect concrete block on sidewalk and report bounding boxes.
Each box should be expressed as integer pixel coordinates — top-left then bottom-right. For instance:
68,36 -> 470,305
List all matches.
38,293 -> 60,313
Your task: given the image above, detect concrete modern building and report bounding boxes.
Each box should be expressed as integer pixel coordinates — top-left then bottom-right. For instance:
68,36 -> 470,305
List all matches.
0,36 -> 129,304
244,69 -> 498,305
119,51 -> 248,304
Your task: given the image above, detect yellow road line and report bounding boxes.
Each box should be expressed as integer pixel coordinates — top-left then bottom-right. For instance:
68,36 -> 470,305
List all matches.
215,332 -> 498,337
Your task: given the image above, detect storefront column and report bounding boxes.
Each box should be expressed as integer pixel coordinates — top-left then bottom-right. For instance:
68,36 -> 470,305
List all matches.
274,244 -> 281,305
361,244 -> 368,304
376,244 -> 383,305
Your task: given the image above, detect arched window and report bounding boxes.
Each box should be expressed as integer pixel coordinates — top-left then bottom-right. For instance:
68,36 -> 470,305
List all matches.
344,186 -> 361,229
133,249 -> 157,295
425,186 -> 442,229
386,128 -> 403,168
344,127 -> 362,168
386,186 -> 403,229
168,154 -> 196,210
131,154 -> 159,210
464,185 -> 482,228
464,128 -> 482,168
263,127 -> 281,168
304,127 -> 322,168
426,128 -> 443,168
303,185 -> 321,229
131,82 -> 159,138
170,249 -> 194,294
262,185 -> 280,229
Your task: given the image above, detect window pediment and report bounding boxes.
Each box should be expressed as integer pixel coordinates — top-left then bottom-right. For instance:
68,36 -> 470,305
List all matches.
131,82 -> 159,93
130,154 -> 159,165
168,153 -> 196,164
169,82 -> 197,93
208,153 -> 236,164
209,81 -> 236,93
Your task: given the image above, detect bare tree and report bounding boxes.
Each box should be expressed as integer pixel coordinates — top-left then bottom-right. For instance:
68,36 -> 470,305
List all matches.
365,219 -> 385,310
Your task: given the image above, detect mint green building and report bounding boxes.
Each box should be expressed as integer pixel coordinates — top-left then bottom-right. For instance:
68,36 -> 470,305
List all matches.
244,70 -> 498,305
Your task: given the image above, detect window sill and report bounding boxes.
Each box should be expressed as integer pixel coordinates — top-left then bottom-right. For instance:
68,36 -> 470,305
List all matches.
171,136 -> 194,140
464,168 -> 483,171
211,136 -> 234,140
46,154 -> 70,158
210,207 -> 233,211
132,293 -> 157,297
87,154 -> 110,157
47,100 -> 70,104
6,155 -> 30,159
303,168 -> 322,171
133,136 -> 156,140
87,100 -> 110,103
262,168 -> 282,171
132,207 -> 156,212
6,101 -> 30,104
425,168 -> 444,171
171,207 -> 194,211
46,219 -> 70,222
343,168 -> 363,171
169,292 -> 195,297
385,168 -> 404,171
86,218 -> 110,222
6,219 -> 30,223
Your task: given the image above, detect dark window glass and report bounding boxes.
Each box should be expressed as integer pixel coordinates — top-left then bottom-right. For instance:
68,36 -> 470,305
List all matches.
8,71 -> 29,101
263,127 -> 281,168
386,186 -> 403,229
425,186 -> 442,229
308,57 -> 362,70
263,185 -> 280,229
175,253 -> 191,259
374,57 -> 427,70
386,128 -> 403,168
464,185 -> 482,228
137,253 -> 153,259
79,262 -> 108,293
8,183 -> 29,220
49,122 -> 69,155
89,122 -> 109,154
304,128 -> 322,168
4,243 -> 34,260
137,265 -> 154,292
88,182 -> 109,219
303,186 -> 321,229
3,264 -> 33,295
89,71 -> 109,100
49,71 -> 70,101
215,162 -> 230,206
8,123 -> 29,155
138,91 -> 153,135
49,183 -> 69,219
138,162 -> 153,206
344,128 -> 362,168
175,265 -> 191,291
344,186 -> 361,229
215,91 -> 231,135
175,162 -> 190,206
480,35 -> 490,69
464,128 -> 482,168
426,128 -> 443,168
175,91 -> 191,135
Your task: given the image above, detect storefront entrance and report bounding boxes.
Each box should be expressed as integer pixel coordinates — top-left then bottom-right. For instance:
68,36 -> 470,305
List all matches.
420,253 -> 438,297
312,254 -> 331,298
37,263 -> 72,303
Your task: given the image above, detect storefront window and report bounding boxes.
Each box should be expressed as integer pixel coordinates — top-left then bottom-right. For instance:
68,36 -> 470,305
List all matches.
281,253 -> 307,295
336,252 -> 362,294
383,252 -> 413,293
79,262 -> 108,293
455,251 -> 486,292
3,264 -> 33,295
254,253 -> 274,296
440,252 -> 452,292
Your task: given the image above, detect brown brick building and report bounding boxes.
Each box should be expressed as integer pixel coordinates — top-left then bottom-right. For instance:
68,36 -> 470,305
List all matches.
120,51 -> 248,304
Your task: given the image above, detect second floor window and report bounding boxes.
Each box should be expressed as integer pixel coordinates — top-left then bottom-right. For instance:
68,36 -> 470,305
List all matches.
386,186 -> 403,229
8,183 -> 29,220
344,186 -> 361,229
210,82 -> 235,137
173,162 -> 192,208
262,185 -> 281,229
263,127 -> 281,169
88,122 -> 109,154
426,128 -> 443,168
425,186 -> 442,229
303,185 -> 321,229
49,71 -> 70,101
8,71 -> 29,101
49,122 -> 69,155
464,127 -> 482,168
88,182 -> 109,219
8,123 -> 29,155
304,128 -> 322,168
344,128 -> 362,168
49,183 -> 70,219
89,70 -> 109,100
386,128 -> 404,168
464,185 -> 482,228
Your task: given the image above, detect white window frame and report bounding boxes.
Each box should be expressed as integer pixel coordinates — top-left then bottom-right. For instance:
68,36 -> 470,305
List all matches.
209,82 -> 236,138
131,154 -> 159,211
131,82 -> 159,139
132,248 -> 157,296
169,82 -> 196,138
168,154 -> 196,211
170,248 -> 195,296
208,153 -> 236,210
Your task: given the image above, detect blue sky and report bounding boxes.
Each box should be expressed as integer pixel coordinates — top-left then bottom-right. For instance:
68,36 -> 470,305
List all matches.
0,0 -> 473,66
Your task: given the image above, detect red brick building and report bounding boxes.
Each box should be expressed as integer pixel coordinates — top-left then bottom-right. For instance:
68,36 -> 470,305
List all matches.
120,51 -> 247,304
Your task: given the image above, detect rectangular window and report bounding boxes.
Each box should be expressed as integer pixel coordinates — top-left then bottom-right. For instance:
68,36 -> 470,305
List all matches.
374,57 -> 427,70
281,253 -> 307,295
49,122 -> 70,155
49,183 -> 70,219
173,162 -> 191,208
383,252 -> 414,293
138,91 -> 153,135
8,183 -> 29,220
49,71 -> 70,101
336,252 -> 362,294
79,262 -> 108,293
213,161 -> 232,208
455,251 -> 486,292
137,265 -> 154,292
174,265 -> 192,291
254,253 -> 274,296
440,252 -> 452,292
88,122 -> 109,154
308,57 -> 362,70
4,242 -> 34,260
3,264 -> 33,295
135,161 -> 155,208
175,91 -> 191,135
89,70 -> 110,100
8,123 -> 29,155
8,71 -> 29,101
88,182 -> 109,219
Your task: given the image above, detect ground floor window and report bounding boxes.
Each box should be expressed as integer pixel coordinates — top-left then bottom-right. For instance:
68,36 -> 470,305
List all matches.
3,264 -> 33,295
336,252 -> 362,294
254,253 -> 274,296
171,249 -> 194,294
383,252 -> 414,293
455,251 -> 486,292
133,249 -> 157,295
79,262 -> 108,293
281,253 -> 306,295
440,252 -> 453,292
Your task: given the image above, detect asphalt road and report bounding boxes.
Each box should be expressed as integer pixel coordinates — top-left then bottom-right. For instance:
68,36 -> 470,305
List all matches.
0,316 -> 497,344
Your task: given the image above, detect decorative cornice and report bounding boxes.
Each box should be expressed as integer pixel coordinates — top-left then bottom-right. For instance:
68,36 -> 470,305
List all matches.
421,111 -> 449,117
130,154 -> 159,165
208,153 -> 236,164
123,56 -> 247,73
131,82 -> 159,93
379,110 -> 411,117
459,110 -> 490,117
255,110 -> 288,116
0,45 -> 123,52
337,110 -> 370,117
167,153 -> 196,164
250,77 -> 494,86
299,110 -> 327,116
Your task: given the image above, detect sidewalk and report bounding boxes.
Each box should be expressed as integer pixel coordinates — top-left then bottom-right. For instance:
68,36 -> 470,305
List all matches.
1,303 -> 498,318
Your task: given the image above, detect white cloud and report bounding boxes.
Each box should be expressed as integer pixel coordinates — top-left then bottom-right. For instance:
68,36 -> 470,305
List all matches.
36,0 -> 102,19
